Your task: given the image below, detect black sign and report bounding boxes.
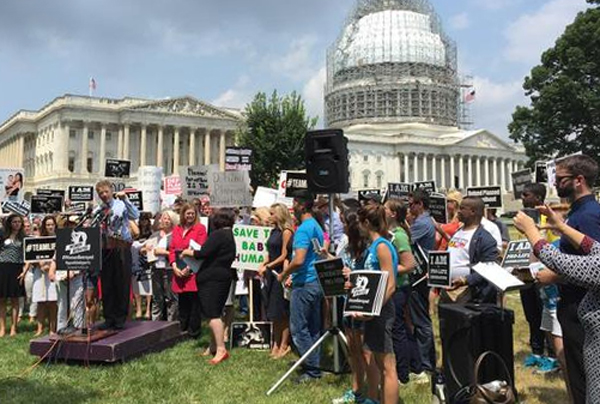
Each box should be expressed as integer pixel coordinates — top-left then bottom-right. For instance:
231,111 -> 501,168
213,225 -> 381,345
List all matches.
1,200 -> 30,216
429,194 -> 447,224
427,251 -> 451,288
225,147 -> 253,171
535,162 -> 547,184
466,186 -> 503,208
37,189 -> 65,198
315,258 -> 346,297
511,169 -> 532,200
125,190 -> 144,211
413,181 -> 436,194
104,158 -> 131,178
284,172 -> 308,198
343,270 -> 387,316
68,186 -> 94,202
68,202 -> 88,213
56,227 -> 101,273
501,240 -> 532,269
387,183 -> 411,200
31,195 -> 63,214
24,236 -> 57,262
230,322 -> 272,350
358,189 -> 382,202
409,243 -> 428,286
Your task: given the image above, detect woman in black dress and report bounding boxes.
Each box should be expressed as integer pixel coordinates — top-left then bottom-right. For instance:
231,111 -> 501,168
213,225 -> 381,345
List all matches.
182,208 -> 237,365
258,203 -> 294,359
0,214 -> 26,337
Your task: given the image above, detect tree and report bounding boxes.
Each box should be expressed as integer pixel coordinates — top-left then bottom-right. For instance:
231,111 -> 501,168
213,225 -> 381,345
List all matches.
237,90 -> 318,189
509,0 -> 600,166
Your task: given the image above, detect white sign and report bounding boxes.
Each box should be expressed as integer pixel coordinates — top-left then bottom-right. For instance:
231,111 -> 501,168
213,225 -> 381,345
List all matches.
0,168 -> 24,202
253,187 -> 278,208
232,224 -> 271,271
277,172 -> 294,207
137,166 -> 163,214
179,165 -> 211,199
209,171 -> 252,207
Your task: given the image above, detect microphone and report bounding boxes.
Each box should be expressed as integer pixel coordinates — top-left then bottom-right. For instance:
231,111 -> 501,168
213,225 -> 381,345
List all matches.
90,206 -> 111,227
75,205 -> 95,228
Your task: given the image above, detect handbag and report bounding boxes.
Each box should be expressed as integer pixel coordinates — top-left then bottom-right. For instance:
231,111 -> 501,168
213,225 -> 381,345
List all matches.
470,351 -> 516,404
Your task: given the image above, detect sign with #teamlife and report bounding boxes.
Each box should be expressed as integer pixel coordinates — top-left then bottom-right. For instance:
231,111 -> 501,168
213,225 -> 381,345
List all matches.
56,227 -> 101,273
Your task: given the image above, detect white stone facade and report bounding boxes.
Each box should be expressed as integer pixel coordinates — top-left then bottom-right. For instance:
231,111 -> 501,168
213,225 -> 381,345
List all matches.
0,95 -> 243,194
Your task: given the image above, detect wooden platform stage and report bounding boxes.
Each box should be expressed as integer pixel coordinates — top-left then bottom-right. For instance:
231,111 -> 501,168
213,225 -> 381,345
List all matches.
30,321 -> 186,363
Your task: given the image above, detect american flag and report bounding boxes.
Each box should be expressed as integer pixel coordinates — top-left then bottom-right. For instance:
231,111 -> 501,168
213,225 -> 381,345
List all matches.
465,88 -> 476,103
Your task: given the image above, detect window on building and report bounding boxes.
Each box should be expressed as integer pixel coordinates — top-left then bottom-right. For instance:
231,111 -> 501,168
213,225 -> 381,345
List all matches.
363,171 -> 370,188
376,155 -> 382,163
88,131 -> 94,140
106,132 -> 112,141
376,172 -> 383,188
69,130 -> 76,139
68,152 -> 75,173
363,155 -> 368,163
87,152 -> 93,173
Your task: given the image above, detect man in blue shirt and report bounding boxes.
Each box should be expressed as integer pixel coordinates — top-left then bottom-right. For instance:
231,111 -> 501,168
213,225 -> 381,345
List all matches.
407,189 -> 436,378
278,193 -> 324,383
95,180 -> 139,330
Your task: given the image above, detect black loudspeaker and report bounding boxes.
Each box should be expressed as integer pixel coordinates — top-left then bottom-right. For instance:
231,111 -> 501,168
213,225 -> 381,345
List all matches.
438,304 -> 516,402
305,129 -> 349,194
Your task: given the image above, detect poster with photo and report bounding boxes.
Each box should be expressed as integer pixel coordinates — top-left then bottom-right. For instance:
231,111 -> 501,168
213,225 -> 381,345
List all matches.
104,158 -> 131,178
0,168 -> 24,202
30,195 -> 63,214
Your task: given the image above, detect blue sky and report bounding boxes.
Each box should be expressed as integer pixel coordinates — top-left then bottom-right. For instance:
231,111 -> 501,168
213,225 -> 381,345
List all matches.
0,0 -> 589,139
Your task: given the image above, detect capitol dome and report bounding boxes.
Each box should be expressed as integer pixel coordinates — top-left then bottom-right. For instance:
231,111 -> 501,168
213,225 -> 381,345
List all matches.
325,0 -> 459,128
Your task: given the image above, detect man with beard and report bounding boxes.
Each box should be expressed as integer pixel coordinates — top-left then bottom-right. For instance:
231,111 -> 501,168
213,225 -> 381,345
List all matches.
277,192 -> 324,384
544,154 -> 600,403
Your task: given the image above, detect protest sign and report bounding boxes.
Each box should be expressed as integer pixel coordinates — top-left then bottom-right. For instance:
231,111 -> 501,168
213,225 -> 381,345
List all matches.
164,175 -> 182,195
344,270 -> 388,317
545,160 -> 557,188
276,172 -> 295,207
104,158 -> 131,178
179,165 -> 211,199
37,189 -> 65,198
502,240 -> 532,269
232,225 -> 271,271
534,162 -> 548,184
31,195 -> 63,214
137,166 -> 162,214
387,183 -> 411,200
409,243 -> 428,286
284,172 -> 308,198
253,187 -> 278,208
24,236 -> 57,262
56,227 -> 101,273
225,147 -> 253,171
0,168 -> 24,202
358,189 -> 382,202
230,322 -> 272,350
68,202 -> 88,213
210,171 -> 252,207
2,200 -> 30,216
429,194 -> 447,224
68,186 -> 94,202
315,258 -> 346,297
427,251 -> 451,288
511,169 -> 532,200
125,190 -> 144,211
466,186 -> 503,208
413,181 -> 436,194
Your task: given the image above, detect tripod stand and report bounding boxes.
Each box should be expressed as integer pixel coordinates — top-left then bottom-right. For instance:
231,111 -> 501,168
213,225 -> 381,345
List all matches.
266,195 -> 349,396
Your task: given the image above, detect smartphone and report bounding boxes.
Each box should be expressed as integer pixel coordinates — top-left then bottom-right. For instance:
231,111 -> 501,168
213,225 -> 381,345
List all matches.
522,208 -> 540,224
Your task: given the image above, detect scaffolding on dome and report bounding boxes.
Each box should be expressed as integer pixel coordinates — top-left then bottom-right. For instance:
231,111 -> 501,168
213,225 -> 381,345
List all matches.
325,0 -> 465,128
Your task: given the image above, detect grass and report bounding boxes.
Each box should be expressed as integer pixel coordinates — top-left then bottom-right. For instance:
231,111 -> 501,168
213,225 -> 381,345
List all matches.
0,294 -> 568,404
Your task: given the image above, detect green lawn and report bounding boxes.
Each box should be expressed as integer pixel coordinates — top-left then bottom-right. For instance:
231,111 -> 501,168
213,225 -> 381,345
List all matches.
0,295 -> 567,404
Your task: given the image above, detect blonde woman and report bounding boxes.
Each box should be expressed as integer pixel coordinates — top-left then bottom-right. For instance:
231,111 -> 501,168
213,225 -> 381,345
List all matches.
258,203 -> 294,358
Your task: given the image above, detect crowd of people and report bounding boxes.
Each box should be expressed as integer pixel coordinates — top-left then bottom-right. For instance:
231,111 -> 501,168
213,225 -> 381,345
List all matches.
1,154 -> 600,403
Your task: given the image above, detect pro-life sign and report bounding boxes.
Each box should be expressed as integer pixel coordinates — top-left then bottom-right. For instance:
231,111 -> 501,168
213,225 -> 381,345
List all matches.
68,186 -> 94,202
502,240 -> 532,269
232,225 -> 271,271
427,251 -> 451,288
56,227 -> 101,273
104,158 -> 131,178
466,186 -> 503,209
429,193 -> 447,224
225,147 -> 253,172
511,169 -> 532,200
284,172 -> 308,198
387,183 -> 411,200
124,190 -> 144,211
315,257 -> 346,297
24,236 -> 56,262
413,181 -> 436,194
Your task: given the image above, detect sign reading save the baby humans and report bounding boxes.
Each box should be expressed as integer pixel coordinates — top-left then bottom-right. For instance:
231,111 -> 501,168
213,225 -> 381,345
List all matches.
232,225 -> 271,271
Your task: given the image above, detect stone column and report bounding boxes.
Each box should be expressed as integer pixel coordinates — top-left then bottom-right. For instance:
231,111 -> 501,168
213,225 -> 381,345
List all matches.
80,122 -> 89,173
441,156 -> 446,189
500,158 -> 506,192
204,130 -> 211,165
219,130 -> 226,171
423,154 -> 428,181
458,155 -> 464,189
484,157 -> 490,186
157,126 -> 164,168
476,156 -> 482,186
491,157 -> 497,188
17,135 -> 24,168
99,124 -> 106,174
403,154 -> 409,183
413,154 -> 419,182
467,156 -> 473,188
117,127 -> 123,159
56,122 -> 69,173
140,125 -> 147,167
123,124 -> 130,160
173,127 -> 180,173
189,128 -> 196,166
432,155 -> 437,185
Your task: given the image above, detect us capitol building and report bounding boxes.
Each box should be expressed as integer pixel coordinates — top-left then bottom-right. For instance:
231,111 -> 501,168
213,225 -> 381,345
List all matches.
325,0 -> 527,192
0,0 -> 526,195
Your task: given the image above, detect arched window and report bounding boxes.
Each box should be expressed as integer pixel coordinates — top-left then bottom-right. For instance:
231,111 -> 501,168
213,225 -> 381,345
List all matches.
362,170 -> 371,188
376,171 -> 384,188
68,151 -> 76,173
87,152 -> 94,173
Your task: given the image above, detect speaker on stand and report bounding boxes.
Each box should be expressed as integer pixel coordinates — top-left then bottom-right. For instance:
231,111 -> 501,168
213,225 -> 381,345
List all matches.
305,129 -> 350,195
